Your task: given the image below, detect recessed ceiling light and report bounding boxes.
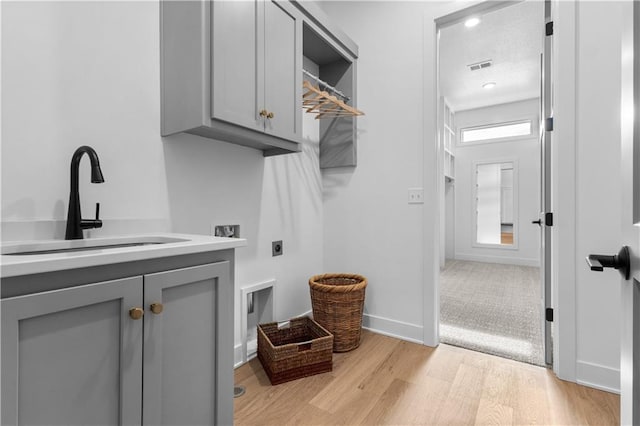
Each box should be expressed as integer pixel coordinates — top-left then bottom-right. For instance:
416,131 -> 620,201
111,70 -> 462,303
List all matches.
464,17 -> 481,28
483,82 -> 496,89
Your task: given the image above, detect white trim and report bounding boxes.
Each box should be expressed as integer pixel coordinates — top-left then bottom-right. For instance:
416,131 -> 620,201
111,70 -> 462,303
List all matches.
426,0 -> 540,349
362,313 -> 424,344
299,309 -> 313,318
551,0 -> 577,383
234,344 -> 243,368
454,253 -> 540,267
576,360 -> 621,394
423,4 -> 443,349
430,1 -> 571,381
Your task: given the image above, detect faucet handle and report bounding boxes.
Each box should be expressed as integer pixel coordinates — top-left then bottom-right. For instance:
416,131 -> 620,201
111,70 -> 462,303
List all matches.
80,203 -> 102,230
94,203 -> 102,228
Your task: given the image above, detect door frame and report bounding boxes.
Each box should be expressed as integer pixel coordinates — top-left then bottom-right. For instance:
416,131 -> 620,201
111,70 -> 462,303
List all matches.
425,0 -> 576,380
546,0 -> 577,382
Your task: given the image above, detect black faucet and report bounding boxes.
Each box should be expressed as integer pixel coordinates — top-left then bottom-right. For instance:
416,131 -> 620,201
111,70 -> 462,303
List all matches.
65,146 -> 105,240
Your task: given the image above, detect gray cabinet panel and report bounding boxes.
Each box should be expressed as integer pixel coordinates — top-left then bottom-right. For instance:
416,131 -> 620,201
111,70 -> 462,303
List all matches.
302,19 -> 359,168
1,277 -> 143,426
142,261 -> 232,426
264,0 -> 302,142
161,0 -> 301,156
212,1 -> 262,132
160,0 -> 208,136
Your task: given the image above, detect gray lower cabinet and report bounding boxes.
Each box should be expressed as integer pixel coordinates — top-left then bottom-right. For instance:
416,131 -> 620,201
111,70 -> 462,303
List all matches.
142,262 -> 232,426
1,261 -> 231,426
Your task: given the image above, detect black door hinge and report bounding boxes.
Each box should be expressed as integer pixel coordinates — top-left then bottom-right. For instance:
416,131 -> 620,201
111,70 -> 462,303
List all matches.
545,117 -> 554,131
545,212 -> 554,227
546,21 -> 554,36
546,308 -> 554,322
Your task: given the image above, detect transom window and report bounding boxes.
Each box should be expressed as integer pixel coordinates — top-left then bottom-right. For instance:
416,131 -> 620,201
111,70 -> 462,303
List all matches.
460,120 -> 533,144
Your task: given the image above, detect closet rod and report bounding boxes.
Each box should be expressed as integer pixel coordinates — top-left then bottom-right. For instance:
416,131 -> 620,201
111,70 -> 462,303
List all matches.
302,69 -> 350,102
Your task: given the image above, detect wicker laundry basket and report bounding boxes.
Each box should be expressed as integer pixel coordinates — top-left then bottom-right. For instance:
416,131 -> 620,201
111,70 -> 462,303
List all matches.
309,273 -> 367,352
257,316 -> 333,385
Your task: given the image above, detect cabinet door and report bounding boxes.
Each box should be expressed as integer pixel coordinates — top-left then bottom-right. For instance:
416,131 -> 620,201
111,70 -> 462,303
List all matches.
142,261 -> 232,426
211,0 -> 264,132
1,277 -> 143,426
263,0 -> 302,141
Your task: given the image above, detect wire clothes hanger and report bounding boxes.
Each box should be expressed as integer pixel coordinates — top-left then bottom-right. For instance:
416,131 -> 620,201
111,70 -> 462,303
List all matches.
302,69 -> 364,119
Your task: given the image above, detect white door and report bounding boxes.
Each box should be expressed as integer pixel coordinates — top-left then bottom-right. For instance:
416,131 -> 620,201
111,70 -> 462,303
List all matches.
620,2 -> 639,423
589,2 -> 638,423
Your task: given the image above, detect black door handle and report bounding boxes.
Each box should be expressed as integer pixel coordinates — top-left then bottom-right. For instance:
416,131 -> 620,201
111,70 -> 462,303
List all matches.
532,219 -> 542,225
586,246 -> 630,280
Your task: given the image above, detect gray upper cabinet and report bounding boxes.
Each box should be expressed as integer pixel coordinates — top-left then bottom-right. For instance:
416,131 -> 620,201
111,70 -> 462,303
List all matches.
212,0 -> 301,144
262,1 -> 302,142
162,0 -> 302,156
161,0 -> 360,162
211,1 -> 262,133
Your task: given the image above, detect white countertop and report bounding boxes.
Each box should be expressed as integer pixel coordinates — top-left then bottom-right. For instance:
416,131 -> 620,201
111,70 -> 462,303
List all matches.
1,233 -> 246,278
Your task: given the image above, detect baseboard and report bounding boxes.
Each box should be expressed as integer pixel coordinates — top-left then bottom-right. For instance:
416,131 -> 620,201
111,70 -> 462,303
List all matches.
234,344 -> 243,368
362,313 -> 423,344
454,253 -> 540,267
576,360 -> 620,394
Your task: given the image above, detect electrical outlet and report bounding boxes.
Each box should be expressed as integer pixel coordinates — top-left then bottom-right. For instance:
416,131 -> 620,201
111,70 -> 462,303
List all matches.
408,188 -> 424,204
272,240 -> 283,257
213,224 -> 240,238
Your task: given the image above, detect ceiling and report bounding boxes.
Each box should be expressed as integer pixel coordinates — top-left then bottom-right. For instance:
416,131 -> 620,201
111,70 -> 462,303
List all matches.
439,1 -> 544,112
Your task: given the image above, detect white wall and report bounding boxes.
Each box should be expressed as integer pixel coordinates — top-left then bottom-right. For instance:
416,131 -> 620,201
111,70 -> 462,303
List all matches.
453,99 -> 541,266
1,1 -> 171,239
319,1 -> 455,343
1,1 -> 322,367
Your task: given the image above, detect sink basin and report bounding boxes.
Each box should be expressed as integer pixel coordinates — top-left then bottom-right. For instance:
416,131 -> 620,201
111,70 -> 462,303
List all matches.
4,242 -> 165,256
1,236 -> 189,256
1,233 -> 247,279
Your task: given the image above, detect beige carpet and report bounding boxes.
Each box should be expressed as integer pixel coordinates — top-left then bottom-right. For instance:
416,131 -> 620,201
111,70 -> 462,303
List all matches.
440,260 -> 545,366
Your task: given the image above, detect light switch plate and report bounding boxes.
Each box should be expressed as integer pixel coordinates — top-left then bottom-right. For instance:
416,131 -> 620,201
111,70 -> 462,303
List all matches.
408,188 -> 424,204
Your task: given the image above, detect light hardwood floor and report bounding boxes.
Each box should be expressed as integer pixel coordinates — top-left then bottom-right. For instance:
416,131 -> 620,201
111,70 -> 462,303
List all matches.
234,330 -> 619,425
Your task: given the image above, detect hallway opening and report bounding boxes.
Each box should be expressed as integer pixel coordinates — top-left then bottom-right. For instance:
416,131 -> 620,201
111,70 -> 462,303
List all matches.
436,1 -> 547,366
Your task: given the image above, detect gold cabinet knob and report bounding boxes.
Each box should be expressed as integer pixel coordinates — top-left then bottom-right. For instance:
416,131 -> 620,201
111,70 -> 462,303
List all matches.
150,302 -> 164,315
259,109 -> 268,117
267,111 -> 274,119
129,307 -> 144,320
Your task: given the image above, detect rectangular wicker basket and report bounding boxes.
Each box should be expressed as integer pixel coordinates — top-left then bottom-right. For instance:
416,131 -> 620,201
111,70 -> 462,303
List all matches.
257,316 -> 333,385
